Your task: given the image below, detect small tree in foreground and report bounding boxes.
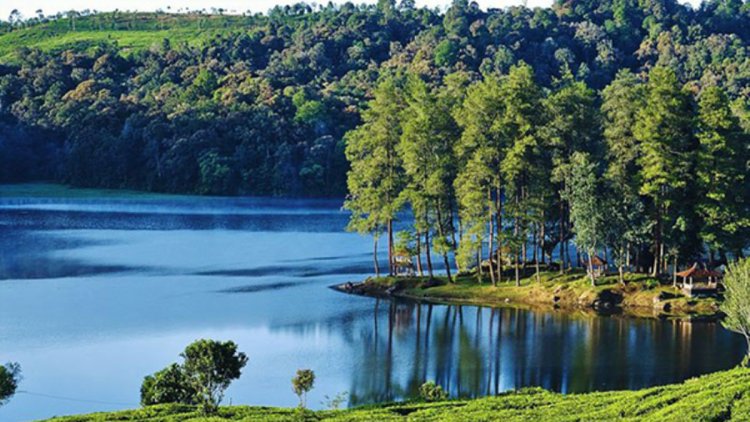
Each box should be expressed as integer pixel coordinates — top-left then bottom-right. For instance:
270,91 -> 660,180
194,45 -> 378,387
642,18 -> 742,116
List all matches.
182,339 -> 248,414
721,258 -> 750,366
140,339 -> 247,415
0,362 -> 21,407
292,369 -> 315,408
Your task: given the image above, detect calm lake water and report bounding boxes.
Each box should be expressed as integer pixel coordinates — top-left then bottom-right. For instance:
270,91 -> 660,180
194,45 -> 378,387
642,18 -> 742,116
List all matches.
0,190 -> 745,421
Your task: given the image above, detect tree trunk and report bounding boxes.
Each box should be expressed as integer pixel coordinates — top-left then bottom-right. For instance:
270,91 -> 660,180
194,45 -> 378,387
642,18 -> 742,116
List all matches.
373,236 -> 380,277
388,218 -> 394,276
476,248 -> 482,283
435,200 -> 453,283
496,187 -> 503,284
488,187 -> 496,286
535,223 -> 541,283
559,197 -> 565,274
514,191 -> 520,286
540,210 -> 546,265
425,231 -> 434,279
588,250 -> 596,286
626,243 -> 631,270
416,231 -> 424,277
651,200 -> 661,277
449,200 -> 460,273
672,254 -> 678,287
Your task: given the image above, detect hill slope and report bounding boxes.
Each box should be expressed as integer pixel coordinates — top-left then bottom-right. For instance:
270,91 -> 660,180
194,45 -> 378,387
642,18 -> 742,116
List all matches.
45,367 -> 750,421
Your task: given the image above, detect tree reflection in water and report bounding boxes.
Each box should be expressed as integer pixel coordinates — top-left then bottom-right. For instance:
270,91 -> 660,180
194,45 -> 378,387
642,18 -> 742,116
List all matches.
348,299 -> 744,406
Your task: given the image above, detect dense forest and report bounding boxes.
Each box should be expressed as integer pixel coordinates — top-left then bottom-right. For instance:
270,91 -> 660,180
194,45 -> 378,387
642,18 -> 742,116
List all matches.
345,62 -> 748,285
0,0 -> 749,198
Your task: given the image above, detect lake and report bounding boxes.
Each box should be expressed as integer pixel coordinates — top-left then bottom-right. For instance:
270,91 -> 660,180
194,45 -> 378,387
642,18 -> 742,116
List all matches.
0,188 -> 745,421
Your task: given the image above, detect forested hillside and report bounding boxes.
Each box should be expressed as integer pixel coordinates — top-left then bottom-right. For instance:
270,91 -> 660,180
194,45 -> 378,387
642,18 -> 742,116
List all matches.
0,1 -> 749,197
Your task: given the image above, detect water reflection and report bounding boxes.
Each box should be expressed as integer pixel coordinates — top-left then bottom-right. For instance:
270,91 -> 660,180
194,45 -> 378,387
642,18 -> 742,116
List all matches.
349,299 -> 744,404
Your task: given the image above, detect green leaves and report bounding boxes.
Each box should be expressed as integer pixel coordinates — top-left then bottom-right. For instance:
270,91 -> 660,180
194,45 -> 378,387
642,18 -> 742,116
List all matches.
344,75 -> 406,237
721,258 -> 750,362
635,67 -> 693,199
0,362 -> 21,407
140,339 -> 248,415
696,86 -> 749,254
291,369 -> 316,408
563,152 -> 604,283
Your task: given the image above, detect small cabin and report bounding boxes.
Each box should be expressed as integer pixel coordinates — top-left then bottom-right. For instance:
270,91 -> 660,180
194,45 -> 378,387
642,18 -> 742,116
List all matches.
480,246 -> 512,271
585,256 -> 608,278
675,263 -> 722,296
393,251 -> 415,276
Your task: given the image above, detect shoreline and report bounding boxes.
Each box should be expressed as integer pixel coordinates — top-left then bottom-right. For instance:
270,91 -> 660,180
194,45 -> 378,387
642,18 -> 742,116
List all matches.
333,270 -> 723,321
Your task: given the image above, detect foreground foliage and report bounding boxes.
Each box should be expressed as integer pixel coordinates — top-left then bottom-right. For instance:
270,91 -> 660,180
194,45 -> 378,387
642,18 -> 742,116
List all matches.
46,366 -> 750,421
0,362 -> 21,407
141,339 -> 248,414
722,258 -> 750,364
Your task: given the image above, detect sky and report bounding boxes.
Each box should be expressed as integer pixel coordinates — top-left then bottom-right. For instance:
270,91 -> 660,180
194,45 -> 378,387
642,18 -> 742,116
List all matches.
2,0 -> 702,22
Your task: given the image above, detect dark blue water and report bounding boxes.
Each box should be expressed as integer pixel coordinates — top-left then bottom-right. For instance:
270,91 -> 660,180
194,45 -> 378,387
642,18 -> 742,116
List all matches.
0,191 -> 744,421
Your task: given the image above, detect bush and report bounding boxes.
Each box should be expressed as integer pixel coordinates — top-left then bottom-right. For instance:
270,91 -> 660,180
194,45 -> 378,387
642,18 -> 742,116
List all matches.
419,381 -> 448,402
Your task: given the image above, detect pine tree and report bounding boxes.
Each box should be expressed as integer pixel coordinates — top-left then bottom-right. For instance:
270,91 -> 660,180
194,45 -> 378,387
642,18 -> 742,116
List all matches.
344,75 -> 406,276
564,152 -> 604,286
602,69 -> 650,282
542,72 -> 600,273
697,86 -> 749,260
498,63 -> 544,286
634,66 -> 696,276
399,75 -> 458,282
455,75 -> 505,285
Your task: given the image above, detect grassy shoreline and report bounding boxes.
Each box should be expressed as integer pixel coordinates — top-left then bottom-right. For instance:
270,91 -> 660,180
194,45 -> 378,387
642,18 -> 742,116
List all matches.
337,270 -> 722,320
43,367 -> 750,421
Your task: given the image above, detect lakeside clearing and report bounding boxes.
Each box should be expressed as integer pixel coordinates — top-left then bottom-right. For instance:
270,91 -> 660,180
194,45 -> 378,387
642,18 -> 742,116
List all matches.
43,366 -> 750,421
337,270 -> 722,320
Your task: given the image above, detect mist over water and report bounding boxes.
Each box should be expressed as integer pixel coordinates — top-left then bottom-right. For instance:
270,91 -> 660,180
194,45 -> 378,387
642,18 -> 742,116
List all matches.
0,193 -> 744,421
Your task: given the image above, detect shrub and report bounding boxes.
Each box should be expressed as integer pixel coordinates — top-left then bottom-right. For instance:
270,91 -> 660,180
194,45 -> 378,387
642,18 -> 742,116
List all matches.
419,381 -> 448,402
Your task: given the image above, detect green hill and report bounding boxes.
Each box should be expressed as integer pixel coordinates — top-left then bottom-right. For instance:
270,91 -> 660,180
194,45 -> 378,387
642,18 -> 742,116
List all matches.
43,367 -> 750,421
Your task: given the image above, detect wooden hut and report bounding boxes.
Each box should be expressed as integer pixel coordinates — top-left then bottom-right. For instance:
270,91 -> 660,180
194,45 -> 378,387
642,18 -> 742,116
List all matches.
393,251 -> 415,276
674,263 -> 722,296
585,255 -> 608,278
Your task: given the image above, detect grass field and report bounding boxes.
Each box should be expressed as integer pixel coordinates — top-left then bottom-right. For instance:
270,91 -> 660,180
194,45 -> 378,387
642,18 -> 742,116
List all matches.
44,366 -> 750,421
0,13 -> 258,61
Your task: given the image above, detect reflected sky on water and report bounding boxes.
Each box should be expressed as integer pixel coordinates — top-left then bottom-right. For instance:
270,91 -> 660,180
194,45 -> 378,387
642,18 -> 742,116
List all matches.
0,193 -> 744,421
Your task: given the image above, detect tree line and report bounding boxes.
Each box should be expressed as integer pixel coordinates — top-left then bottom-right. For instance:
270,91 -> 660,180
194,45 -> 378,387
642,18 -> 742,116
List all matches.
1,1 -> 750,196
345,63 -> 749,285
